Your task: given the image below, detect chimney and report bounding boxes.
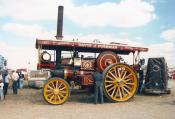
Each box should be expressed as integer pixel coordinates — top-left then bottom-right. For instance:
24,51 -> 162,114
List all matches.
55,6 -> 64,40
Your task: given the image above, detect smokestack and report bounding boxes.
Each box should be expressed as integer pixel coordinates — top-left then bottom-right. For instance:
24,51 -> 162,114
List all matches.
55,6 -> 64,40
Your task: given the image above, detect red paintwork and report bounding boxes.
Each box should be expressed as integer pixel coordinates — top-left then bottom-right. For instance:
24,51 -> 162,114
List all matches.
81,59 -> 95,71
81,75 -> 94,86
37,63 -> 55,70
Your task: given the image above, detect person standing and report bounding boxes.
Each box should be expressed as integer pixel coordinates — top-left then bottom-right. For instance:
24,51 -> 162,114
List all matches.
138,59 -> 146,94
0,73 -> 4,101
3,70 -> 9,96
19,72 -> 24,89
93,68 -> 104,104
12,70 -> 19,94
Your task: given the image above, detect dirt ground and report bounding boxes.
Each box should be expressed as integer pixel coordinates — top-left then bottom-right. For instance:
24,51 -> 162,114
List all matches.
0,80 -> 175,119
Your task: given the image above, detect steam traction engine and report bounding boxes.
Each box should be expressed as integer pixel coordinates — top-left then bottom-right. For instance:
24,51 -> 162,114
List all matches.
35,6 -> 148,105
36,39 -> 148,105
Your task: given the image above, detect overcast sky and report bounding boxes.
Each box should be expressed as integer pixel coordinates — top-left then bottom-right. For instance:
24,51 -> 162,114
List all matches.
0,0 -> 175,70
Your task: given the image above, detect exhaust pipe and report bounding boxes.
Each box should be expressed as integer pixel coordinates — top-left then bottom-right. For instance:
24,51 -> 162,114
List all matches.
55,6 -> 64,40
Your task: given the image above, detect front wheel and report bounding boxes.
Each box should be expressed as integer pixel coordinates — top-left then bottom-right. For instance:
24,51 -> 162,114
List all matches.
103,63 -> 138,102
43,77 -> 70,105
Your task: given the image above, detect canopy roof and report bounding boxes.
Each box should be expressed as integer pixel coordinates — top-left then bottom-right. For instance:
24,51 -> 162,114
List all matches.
36,39 -> 148,55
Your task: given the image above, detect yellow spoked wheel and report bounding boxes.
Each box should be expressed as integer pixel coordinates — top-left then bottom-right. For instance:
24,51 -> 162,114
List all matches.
103,63 -> 138,102
43,78 -> 70,105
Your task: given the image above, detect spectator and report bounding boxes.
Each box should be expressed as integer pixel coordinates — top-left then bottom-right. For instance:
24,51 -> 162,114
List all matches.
3,70 -> 9,96
12,70 -> 19,94
138,59 -> 147,94
18,72 -> 24,89
0,73 -> 4,101
93,68 -> 104,104
20,73 -> 24,89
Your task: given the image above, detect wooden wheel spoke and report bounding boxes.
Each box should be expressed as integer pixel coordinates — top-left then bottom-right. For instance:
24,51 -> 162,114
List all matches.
124,73 -> 132,80
58,83 -> 62,89
58,92 -> 65,98
56,94 -> 61,101
106,75 -> 115,81
55,81 -> 58,88
59,91 -> 67,94
105,84 -> 114,88
111,87 -> 116,97
47,92 -> 54,97
122,86 -> 130,95
117,68 -> 121,78
115,87 -> 119,98
50,82 -> 55,89
47,85 -> 53,90
49,95 -> 55,101
125,82 -> 134,85
46,89 -> 52,92
125,78 -> 132,82
105,80 -> 114,83
54,95 -> 57,102
59,87 -> 66,91
120,68 -> 125,78
118,87 -> 122,99
108,71 -> 118,80
121,71 -> 127,79
107,86 -> 115,92
121,86 -> 125,97
123,84 -> 132,90
113,67 -> 117,77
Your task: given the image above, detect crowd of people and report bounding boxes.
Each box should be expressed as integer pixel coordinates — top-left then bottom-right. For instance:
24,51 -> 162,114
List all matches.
0,69 -> 24,101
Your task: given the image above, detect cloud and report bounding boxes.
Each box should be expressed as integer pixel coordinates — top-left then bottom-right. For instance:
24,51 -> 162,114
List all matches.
64,0 -> 156,27
0,41 -> 37,70
2,23 -> 55,39
161,28 -> 175,42
0,0 -> 155,27
0,0 -> 58,21
141,42 -> 175,67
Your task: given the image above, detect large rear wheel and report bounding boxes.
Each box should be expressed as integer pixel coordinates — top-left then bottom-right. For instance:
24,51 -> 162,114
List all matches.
43,78 -> 70,105
103,63 -> 138,102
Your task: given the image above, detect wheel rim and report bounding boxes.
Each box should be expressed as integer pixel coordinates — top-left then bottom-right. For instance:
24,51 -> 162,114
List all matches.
103,63 -> 138,102
43,78 -> 69,105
